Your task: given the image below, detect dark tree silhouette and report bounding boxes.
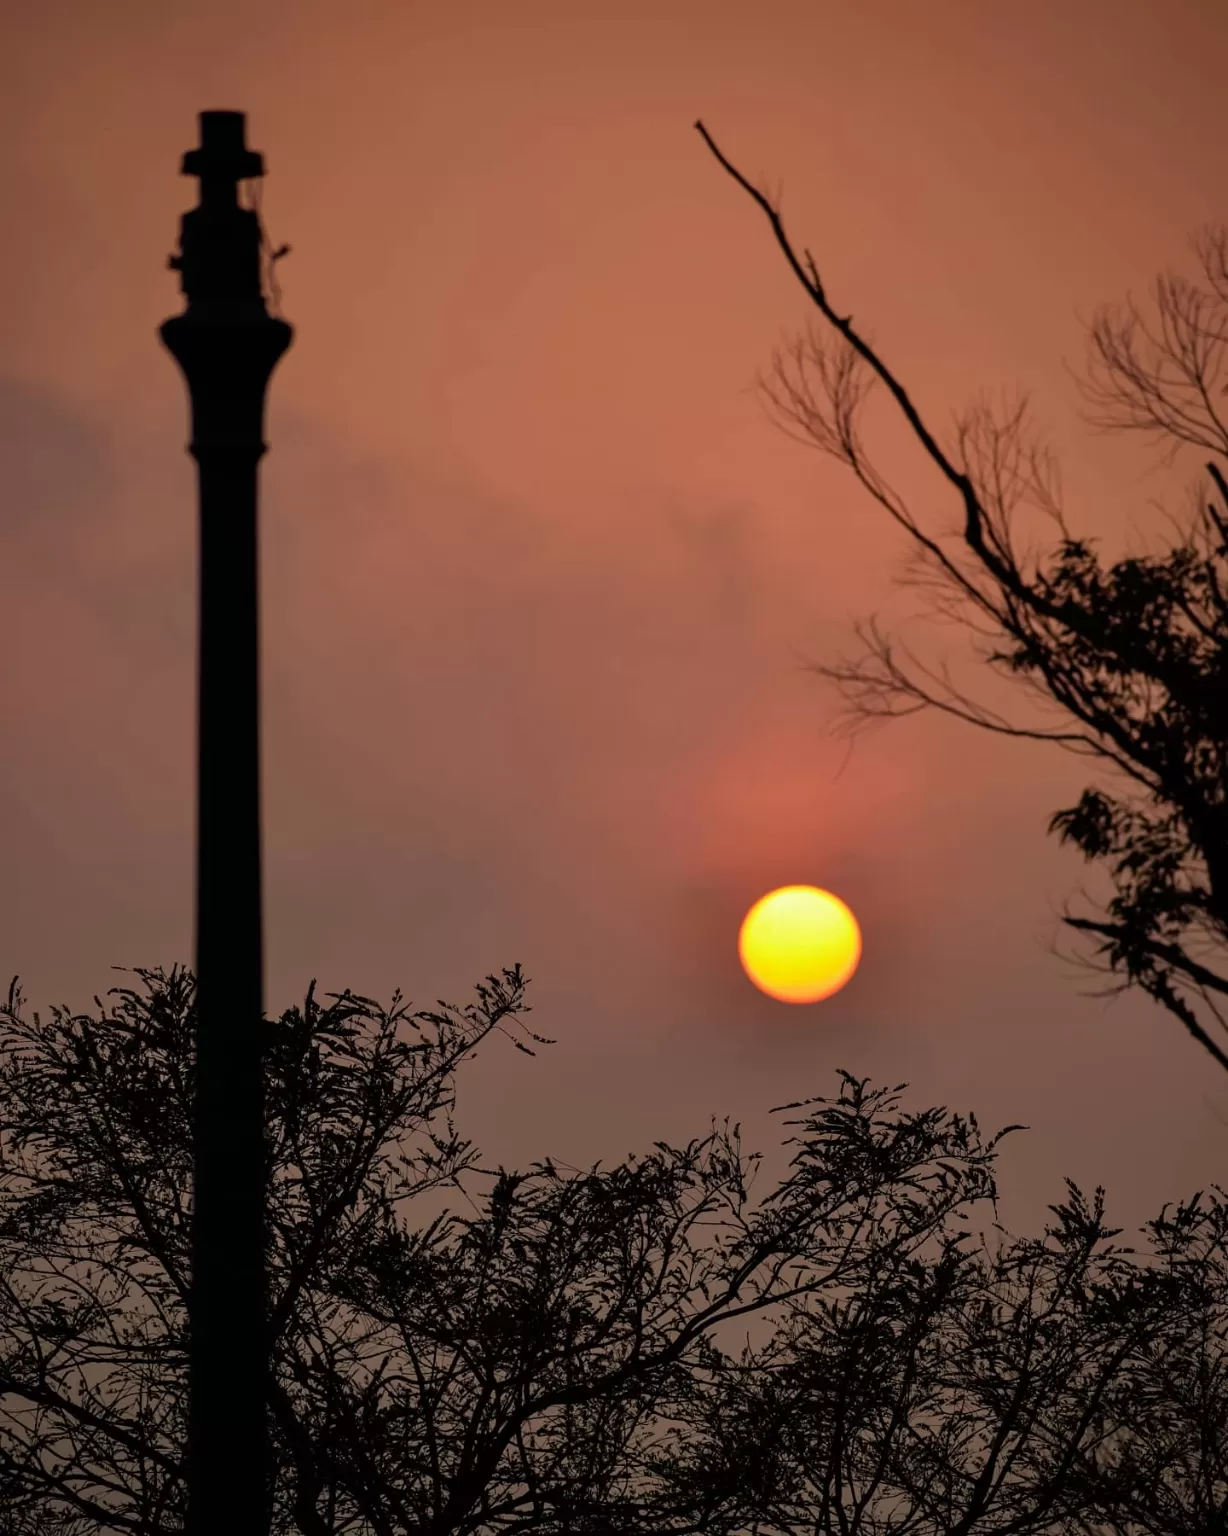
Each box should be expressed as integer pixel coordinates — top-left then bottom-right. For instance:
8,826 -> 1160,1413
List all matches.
3,967 -> 1227,1534
0,965 -> 1014,1534
643,1183 -> 1187,1536
697,121 -> 1228,1076
1063,1188 -> 1228,1536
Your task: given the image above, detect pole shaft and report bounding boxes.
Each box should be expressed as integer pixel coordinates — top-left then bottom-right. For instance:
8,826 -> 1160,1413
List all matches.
189,446 -> 269,1532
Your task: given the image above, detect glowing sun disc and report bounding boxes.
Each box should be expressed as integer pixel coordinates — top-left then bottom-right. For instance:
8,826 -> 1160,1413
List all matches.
738,885 -> 862,1004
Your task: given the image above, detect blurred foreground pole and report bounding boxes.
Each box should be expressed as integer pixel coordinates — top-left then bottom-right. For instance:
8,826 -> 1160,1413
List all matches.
160,110 -> 293,1535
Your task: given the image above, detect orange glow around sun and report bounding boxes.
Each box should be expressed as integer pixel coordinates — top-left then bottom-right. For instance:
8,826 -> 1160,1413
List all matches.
738,885 -> 862,1004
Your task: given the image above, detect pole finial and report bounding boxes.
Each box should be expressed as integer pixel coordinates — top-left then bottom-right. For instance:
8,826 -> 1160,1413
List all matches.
182,111 -> 265,182
167,111 -> 270,305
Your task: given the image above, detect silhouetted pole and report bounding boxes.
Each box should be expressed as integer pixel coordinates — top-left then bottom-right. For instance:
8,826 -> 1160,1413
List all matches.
160,111 -> 292,1535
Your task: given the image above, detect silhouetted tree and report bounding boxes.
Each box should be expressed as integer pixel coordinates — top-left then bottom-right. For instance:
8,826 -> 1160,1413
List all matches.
0,965 -> 1018,1534
1060,1188 -> 1228,1536
697,122 -> 1228,1075
646,1181 -> 1197,1536
6,966 -> 1226,1536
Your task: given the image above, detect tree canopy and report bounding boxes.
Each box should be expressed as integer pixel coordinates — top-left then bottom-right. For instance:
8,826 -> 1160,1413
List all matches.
697,120 -> 1228,1076
2,966 -> 1227,1534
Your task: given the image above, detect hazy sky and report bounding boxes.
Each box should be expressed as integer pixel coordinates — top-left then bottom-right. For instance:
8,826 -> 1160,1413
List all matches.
4,0 -> 1228,1239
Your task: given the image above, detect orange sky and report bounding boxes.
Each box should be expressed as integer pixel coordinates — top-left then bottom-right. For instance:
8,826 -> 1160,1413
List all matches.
4,0 -> 1228,1236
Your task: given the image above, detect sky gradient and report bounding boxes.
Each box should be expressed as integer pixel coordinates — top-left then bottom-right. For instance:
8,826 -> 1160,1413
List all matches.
4,0 -> 1228,1237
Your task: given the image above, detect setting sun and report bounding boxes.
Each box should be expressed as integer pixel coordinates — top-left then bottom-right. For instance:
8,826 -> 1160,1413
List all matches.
738,886 -> 862,1004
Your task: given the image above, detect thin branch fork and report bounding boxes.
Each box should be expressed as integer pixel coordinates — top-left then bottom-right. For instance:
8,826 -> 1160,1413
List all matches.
694,120 -> 1014,590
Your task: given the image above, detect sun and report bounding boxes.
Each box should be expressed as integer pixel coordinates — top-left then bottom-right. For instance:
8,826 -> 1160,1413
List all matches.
738,885 -> 862,1004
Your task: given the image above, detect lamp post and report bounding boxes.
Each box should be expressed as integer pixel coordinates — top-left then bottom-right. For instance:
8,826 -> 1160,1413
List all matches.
160,110 -> 293,1534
